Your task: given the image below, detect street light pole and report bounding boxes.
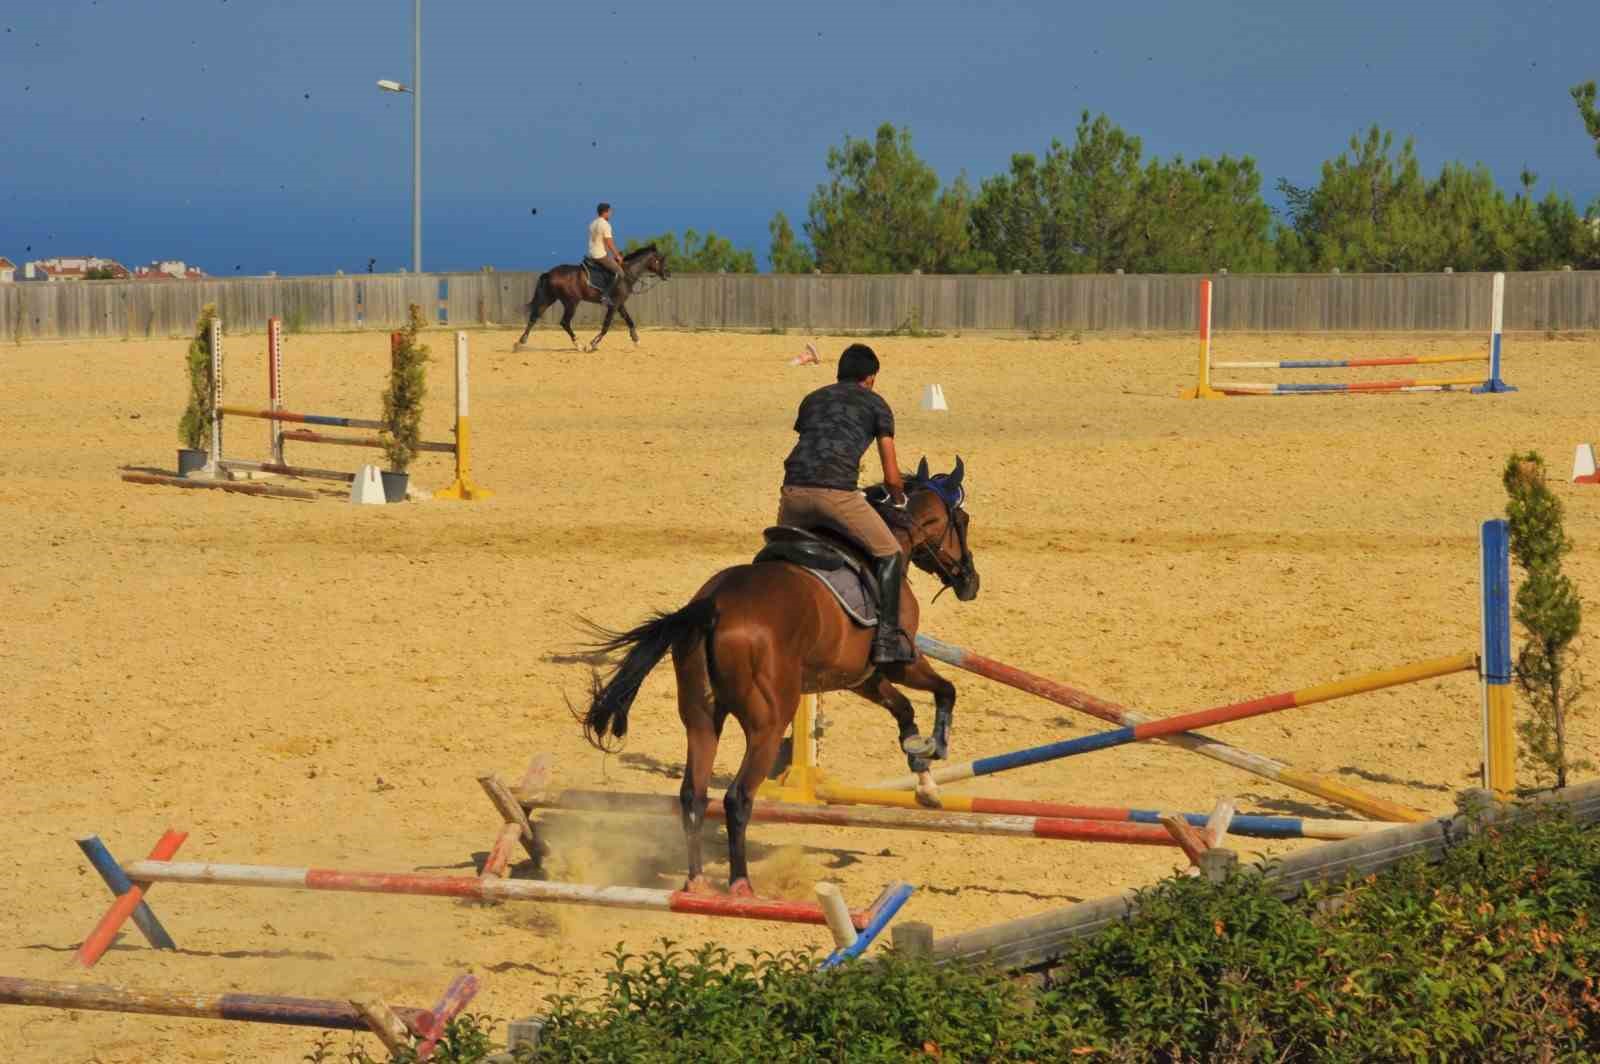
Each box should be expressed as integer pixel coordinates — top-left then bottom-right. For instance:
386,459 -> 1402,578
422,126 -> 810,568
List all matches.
411,0 -> 421,275
376,0 -> 423,273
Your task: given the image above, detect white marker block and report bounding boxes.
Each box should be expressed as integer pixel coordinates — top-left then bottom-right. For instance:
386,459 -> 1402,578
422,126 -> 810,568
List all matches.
920,384 -> 948,412
350,464 -> 386,505
1574,444 -> 1598,483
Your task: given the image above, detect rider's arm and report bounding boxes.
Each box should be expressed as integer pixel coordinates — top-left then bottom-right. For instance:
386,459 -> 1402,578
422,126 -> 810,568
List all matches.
877,436 -> 906,503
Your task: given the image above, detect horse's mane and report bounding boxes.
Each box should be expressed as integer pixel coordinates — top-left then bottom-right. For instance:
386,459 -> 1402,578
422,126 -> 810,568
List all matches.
624,244 -> 658,261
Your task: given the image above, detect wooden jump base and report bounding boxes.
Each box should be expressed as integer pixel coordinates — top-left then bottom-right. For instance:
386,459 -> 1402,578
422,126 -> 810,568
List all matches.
201,317 -> 490,499
120,472 -> 315,500
0,974 -> 477,1060
1181,272 -> 1513,398
75,828 -> 909,970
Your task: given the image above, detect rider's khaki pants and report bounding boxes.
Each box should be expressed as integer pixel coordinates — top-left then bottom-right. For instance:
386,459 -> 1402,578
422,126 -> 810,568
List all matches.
777,486 -> 900,558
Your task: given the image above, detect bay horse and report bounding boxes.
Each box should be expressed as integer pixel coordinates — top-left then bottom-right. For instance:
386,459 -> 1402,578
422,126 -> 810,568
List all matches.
512,245 -> 670,353
580,458 -> 980,896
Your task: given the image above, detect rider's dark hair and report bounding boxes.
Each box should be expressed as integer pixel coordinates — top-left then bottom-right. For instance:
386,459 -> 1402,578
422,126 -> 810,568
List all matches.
596,202 -> 610,215
837,343 -> 880,383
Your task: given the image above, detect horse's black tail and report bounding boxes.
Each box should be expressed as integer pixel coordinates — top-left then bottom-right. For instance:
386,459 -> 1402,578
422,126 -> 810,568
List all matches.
526,272 -> 550,317
580,597 -> 718,749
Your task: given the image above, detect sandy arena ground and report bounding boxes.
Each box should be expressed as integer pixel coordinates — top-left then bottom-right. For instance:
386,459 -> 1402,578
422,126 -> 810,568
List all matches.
3,319 -> 1599,1061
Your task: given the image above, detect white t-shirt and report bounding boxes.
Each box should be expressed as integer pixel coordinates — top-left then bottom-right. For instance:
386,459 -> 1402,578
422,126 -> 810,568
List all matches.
587,216 -> 613,259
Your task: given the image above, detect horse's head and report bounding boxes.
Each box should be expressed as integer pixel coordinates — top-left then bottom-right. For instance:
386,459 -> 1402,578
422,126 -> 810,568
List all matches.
628,244 -> 670,280
904,456 -> 979,602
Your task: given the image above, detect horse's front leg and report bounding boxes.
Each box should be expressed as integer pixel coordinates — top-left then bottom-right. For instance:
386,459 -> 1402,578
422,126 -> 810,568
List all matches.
618,304 -> 639,344
877,655 -> 956,764
587,307 -> 616,352
847,671 -> 924,760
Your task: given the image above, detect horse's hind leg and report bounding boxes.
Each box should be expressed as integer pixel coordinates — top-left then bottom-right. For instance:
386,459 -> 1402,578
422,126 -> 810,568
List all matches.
587,308 -> 616,352
513,303 -> 540,350
559,299 -> 579,347
724,669 -> 797,895
673,643 -> 721,893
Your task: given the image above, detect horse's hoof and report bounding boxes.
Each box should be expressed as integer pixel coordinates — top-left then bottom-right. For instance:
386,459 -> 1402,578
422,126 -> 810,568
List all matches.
683,875 -> 716,895
511,342 -> 523,353
914,776 -> 943,809
727,878 -> 756,898
901,734 -> 947,760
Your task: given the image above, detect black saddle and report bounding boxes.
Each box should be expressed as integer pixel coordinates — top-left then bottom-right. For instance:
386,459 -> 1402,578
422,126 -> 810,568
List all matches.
581,257 -> 612,292
755,526 -> 864,571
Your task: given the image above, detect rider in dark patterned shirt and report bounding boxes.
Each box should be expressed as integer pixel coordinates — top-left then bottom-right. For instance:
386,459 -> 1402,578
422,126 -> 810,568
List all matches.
779,344 -> 913,663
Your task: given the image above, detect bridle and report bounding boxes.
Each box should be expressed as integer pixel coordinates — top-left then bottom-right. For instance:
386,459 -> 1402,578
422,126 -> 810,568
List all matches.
905,481 -> 972,600
624,251 -> 669,296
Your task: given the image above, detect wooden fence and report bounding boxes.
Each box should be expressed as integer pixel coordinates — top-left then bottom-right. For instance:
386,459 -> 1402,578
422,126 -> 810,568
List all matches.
3,270 -> 1598,342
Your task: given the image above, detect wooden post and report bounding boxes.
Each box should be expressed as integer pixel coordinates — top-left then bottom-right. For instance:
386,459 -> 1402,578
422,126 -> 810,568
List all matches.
479,773 -> 541,865
351,996 -> 410,1058
1198,849 -> 1239,884
891,921 -> 935,959
1159,813 -> 1211,868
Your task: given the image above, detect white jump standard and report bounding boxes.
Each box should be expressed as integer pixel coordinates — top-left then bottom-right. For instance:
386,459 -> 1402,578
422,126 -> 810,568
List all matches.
201,317 -> 491,499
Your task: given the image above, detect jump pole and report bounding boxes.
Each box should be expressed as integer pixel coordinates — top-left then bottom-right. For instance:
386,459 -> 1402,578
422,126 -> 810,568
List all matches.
0,974 -> 477,1057
905,633 -> 1430,823
871,652 -> 1476,791
521,787 -> 1188,846
1180,272 -> 1512,398
522,784 -> 1386,842
74,829 -> 907,968
113,857 -> 887,927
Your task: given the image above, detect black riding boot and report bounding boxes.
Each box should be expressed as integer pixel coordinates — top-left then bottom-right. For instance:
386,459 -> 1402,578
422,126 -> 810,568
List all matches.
871,553 -> 915,664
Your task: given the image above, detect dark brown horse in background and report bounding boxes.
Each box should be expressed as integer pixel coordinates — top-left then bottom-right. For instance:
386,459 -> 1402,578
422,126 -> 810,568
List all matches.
512,245 -> 670,353
580,459 -> 980,896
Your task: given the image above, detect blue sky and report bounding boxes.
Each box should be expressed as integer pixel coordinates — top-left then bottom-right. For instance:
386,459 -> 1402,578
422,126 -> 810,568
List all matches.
1,0 -> 1596,275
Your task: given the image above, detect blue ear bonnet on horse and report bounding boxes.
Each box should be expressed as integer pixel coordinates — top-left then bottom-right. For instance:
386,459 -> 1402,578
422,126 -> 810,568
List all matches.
911,455 -> 966,509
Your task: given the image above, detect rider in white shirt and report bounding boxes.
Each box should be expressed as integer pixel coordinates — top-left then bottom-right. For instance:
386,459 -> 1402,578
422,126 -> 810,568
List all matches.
587,202 -> 623,306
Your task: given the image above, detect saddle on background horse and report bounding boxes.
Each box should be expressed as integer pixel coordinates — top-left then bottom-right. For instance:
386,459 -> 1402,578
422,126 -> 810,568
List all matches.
581,257 -> 615,294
